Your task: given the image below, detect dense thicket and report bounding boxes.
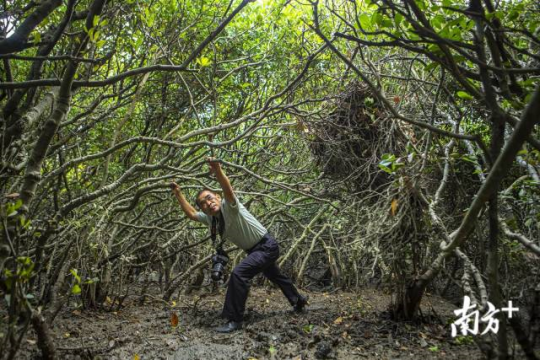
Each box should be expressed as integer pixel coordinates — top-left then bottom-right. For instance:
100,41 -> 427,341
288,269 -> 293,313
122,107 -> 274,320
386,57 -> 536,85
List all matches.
1,0 -> 539,359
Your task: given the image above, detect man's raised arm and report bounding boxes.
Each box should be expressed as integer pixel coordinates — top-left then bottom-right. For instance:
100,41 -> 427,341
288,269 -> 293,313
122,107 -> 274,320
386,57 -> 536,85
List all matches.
170,182 -> 199,221
207,158 -> 236,206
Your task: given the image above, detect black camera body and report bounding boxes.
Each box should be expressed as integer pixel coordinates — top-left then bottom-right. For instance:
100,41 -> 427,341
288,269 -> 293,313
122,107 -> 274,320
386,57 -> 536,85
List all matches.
211,250 -> 229,282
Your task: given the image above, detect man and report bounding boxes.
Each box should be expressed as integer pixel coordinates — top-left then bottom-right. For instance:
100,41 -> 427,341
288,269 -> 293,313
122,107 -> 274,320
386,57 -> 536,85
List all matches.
170,158 -> 307,333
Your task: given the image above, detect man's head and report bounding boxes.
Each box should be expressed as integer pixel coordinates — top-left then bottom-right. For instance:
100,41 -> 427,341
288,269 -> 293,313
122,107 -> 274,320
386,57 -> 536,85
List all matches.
195,189 -> 222,216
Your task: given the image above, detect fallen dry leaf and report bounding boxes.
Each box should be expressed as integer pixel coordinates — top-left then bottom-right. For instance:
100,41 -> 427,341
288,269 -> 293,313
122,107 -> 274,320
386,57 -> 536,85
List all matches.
334,316 -> 343,325
390,198 -> 398,216
171,312 -> 179,328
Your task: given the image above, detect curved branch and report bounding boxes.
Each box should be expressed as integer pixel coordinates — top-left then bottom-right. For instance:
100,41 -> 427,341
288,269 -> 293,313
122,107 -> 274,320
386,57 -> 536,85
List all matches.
59,157 -> 172,217
0,65 -> 198,89
0,0 -> 62,55
501,221 -> 540,257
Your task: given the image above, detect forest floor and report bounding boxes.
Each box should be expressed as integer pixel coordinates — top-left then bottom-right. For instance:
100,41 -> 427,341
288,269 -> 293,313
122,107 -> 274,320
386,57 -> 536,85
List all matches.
18,286 -> 488,359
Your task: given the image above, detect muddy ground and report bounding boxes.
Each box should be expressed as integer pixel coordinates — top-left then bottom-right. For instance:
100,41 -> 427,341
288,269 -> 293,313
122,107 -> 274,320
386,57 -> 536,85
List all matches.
14,284 -> 495,359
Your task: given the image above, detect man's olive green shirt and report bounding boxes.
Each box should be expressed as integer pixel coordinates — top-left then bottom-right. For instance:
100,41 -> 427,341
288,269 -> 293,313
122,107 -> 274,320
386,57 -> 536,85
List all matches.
196,196 -> 267,250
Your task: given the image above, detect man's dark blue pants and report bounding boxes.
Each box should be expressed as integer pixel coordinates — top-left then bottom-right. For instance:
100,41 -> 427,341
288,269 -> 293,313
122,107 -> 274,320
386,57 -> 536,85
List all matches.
222,233 -> 302,322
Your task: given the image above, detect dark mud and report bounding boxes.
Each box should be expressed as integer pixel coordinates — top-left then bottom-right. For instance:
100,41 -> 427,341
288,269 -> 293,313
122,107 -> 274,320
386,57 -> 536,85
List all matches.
18,287 -> 485,359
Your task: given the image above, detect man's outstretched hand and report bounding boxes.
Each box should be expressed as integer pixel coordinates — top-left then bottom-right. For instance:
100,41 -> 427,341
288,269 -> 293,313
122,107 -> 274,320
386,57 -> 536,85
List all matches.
206,157 -> 221,175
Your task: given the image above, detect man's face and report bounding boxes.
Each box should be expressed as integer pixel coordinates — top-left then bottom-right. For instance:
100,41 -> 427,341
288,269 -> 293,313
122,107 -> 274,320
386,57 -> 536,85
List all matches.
197,190 -> 221,216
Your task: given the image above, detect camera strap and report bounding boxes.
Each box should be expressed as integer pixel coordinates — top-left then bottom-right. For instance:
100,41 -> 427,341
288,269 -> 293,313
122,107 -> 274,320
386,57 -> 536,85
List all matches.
211,211 -> 226,251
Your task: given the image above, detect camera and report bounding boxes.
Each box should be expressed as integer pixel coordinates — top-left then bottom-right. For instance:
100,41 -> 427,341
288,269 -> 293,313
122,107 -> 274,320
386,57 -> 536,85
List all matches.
211,250 -> 229,282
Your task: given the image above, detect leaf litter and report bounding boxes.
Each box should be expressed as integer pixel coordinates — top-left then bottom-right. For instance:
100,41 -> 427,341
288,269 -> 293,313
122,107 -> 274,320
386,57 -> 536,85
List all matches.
17,287 -> 483,359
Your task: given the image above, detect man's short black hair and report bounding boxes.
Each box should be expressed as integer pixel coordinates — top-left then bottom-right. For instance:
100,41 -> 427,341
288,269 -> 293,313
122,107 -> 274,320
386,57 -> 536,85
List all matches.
194,188 -> 217,208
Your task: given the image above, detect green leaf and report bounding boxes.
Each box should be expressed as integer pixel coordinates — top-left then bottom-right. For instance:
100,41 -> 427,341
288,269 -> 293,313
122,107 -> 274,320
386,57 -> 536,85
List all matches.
71,284 -> 81,295
359,13 -> 371,30
13,199 -> 23,210
88,27 -> 94,41
70,269 -> 81,283
425,62 -> 439,71
378,164 -> 393,174
302,324 -> 314,333
381,18 -> 393,28
93,15 -> 100,27
373,12 -> 383,26
144,8 -> 155,27
461,154 -> 477,164
432,15 -> 444,29
427,43 -> 443,55
33,32 -> 41,45
93,30 -> 101,42
19,216 -> 31,229
394,13 -> 404,26
135,36 -> 144,48
196,56 -> 211,67
456,91 -> 474,100
416,0 -> 427,10
408,29 -> 421,41
17,257 -> 32,266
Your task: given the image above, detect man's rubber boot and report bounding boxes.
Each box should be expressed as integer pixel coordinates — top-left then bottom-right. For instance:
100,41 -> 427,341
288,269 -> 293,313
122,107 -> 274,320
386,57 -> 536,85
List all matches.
293,295 -> 309,313
215,320 -> 242,333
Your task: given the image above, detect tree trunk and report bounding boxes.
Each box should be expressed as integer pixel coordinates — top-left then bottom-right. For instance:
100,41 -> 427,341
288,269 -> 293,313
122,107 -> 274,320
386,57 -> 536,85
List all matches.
31,311 -> 57,360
